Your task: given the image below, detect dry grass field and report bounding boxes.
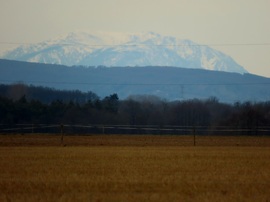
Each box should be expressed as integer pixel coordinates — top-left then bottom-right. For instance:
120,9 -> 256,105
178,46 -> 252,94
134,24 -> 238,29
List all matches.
1,134 -> 270,147
0,135 -> 270,201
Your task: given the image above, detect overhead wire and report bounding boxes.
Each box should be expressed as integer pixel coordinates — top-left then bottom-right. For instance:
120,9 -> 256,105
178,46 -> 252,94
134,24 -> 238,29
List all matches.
0,41 -> 270,47
0,80 -> 270,87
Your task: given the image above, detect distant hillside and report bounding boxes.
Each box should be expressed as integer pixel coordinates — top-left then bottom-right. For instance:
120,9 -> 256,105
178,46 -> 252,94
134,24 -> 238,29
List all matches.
0,59 -> 269,102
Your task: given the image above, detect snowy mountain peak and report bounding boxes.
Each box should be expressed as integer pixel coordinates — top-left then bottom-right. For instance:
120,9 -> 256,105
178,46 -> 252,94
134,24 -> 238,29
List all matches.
1,31 -> 247,74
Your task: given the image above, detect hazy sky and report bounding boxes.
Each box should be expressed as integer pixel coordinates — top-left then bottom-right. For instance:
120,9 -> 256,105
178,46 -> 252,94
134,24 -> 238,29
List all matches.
0,0 -> 269,77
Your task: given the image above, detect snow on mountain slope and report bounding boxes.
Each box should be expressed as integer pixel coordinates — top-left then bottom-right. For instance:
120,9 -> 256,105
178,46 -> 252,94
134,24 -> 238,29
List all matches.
1,31 -> 247,74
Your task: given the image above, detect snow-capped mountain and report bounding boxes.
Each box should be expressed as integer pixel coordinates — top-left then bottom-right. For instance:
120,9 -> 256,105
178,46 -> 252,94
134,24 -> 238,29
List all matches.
1,31 -> 247,74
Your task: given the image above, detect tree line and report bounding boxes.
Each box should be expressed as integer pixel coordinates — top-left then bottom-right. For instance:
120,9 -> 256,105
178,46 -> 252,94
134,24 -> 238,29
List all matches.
0,84 -> 270,135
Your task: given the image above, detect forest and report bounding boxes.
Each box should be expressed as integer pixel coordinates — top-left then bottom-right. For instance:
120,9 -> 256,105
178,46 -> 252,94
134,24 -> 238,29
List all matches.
0,84 -> 270,135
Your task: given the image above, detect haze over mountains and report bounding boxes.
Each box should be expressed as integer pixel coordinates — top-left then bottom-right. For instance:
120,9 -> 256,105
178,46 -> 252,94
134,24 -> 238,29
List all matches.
1,31 -> 247,74
1,31 -> 268,102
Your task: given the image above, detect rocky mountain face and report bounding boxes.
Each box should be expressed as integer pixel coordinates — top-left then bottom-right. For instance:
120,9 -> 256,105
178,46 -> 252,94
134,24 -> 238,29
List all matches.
1,31 -> 247,74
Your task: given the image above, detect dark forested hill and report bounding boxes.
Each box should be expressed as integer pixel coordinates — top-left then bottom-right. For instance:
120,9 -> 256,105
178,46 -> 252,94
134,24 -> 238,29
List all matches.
0,59 -> 269,102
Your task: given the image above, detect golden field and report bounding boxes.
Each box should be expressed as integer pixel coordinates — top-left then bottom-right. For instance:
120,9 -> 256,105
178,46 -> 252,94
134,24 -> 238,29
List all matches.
1,134 -> 270,147
0,135 -> 270,201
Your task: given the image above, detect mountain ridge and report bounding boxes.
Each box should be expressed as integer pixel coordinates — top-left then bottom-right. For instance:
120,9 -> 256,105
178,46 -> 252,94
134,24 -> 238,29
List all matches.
1,31 -> 247,74
0,59 -> 268,103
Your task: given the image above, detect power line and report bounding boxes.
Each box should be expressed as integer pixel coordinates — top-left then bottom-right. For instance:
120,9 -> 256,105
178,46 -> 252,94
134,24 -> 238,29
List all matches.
0,41 -> 270,47
1,80 -> 270,86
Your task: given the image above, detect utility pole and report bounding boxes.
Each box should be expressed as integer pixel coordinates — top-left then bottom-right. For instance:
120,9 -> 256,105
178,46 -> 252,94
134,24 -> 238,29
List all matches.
60,124 -> 64,146
193,126 -> 196,146
181,85 -> 185,100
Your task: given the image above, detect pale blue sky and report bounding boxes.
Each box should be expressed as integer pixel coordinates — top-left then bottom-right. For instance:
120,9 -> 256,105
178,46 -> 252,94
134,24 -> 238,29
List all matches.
0,0 -> 269,77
